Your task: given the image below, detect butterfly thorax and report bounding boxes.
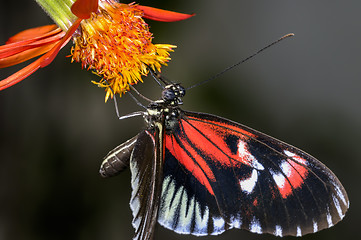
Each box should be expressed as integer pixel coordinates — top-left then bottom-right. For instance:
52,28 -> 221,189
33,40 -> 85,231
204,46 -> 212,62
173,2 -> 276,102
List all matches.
144,83 -> 186,131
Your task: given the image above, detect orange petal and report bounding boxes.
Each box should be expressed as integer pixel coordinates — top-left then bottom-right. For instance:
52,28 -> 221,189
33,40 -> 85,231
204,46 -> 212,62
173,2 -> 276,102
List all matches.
40,18 -> 82,67
6,25 -> 59,43
0,30 -> 65,62
0,57 -> 42,91
0,43 -> 57,68
71,0 -> 99,19
135,5 -> 195,22
0,19 -> 82,91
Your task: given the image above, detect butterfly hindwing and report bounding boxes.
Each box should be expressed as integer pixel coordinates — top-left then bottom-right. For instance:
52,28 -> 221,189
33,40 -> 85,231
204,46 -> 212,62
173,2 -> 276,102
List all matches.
129,128 -> 164,240
158,110 -> 349,237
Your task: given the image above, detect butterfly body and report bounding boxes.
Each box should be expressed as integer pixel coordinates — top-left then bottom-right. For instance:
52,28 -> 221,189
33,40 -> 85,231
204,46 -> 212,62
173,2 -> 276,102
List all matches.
100,83 -> 349,240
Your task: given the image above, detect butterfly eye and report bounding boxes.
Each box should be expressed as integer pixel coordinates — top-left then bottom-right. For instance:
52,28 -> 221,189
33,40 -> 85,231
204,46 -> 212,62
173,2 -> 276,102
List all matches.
178,85 -> 186,97
162,88 -> 176,102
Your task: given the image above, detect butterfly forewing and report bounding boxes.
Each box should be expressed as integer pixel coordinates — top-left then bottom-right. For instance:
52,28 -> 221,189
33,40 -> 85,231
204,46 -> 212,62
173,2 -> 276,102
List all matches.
157,110 -> 349,237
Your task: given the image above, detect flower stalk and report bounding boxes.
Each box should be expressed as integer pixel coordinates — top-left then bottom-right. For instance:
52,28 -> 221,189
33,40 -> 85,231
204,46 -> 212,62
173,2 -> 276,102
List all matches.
35,0 -> 77,31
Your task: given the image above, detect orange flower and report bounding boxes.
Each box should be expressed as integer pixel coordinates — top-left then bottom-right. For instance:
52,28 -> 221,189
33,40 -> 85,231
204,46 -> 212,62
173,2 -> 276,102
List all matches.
0,0 -> 194,100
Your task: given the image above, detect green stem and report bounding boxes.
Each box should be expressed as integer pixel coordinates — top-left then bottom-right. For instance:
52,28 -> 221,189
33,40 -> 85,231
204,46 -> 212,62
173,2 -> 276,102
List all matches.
35,0 -> 77,31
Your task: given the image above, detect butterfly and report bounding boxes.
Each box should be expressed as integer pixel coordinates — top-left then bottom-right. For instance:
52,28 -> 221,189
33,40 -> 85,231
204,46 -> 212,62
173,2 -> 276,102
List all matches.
99,75 -> 349,240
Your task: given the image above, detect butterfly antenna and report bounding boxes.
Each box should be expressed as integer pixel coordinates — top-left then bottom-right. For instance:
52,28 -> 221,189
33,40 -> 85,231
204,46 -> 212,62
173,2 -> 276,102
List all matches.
187,33 -> 295,90
148,67 -> 173,87
148,68 -> 164,87
129,84 -> 153,103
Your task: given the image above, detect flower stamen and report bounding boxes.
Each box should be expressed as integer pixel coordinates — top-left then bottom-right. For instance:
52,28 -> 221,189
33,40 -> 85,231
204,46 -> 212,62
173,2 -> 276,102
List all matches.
71,1 -> 176,101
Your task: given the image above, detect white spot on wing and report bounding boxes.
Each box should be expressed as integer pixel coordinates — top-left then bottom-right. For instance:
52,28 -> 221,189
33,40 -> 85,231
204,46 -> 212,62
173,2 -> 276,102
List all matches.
230,215 -> 242,229
326,207 -> 334,227
274,225 -> 282,237
270,160 -> 297,190
250,217 -> 262,234
212,217 -> 225,235
129,158 -> 140,229
331,181 -> 348,207
284,150 -> 307,165
159,177 -> 212,236
280,160 -> 292,175
332,194 -> 344,219
158,176 -> 181,227
296,226 -> 302,237
237,140 -> 264,170
271,169 -> 286,190
161,175 -> 171,196
130,159 -> 139,193
132,217 -> 141,231
253,159 -> 265,171
284,150 -> 295,157
313,219 -> 318,233
193,202 -> 209,235
175,191 -> 195,234
240,169 -> 258,194
130,196 -> 140,216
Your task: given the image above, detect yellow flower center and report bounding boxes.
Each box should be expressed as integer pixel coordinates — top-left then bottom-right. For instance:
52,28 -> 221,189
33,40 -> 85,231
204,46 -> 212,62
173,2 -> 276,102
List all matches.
70,0 -> 175,101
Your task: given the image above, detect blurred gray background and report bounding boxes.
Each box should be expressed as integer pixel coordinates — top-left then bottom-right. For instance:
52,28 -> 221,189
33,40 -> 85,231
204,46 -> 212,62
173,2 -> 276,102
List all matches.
0,0 -> 360,239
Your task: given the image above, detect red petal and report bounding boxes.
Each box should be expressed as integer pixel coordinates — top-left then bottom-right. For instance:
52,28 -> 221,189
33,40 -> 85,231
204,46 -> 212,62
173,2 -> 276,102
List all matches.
71,0 -> 99,19
40,18 -> 82,67
0,43 -> 57,68
0,57 -> 41,91
0,18 -> 82,91
6,25 -> 59,44
135,5 -> 195,22
0,29 -> 65,64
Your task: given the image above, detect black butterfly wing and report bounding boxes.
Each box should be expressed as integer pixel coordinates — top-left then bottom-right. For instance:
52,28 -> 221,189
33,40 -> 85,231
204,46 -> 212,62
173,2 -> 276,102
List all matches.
129,122 -> 165,240
157,110 -> 349,237
100,119 -> 166,240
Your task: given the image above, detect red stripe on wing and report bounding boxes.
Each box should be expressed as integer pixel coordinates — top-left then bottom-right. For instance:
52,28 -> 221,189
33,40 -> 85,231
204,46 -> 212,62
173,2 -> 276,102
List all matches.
273,153 -> 309,198
284,153 -> 309,198
165,134 -> 216,196
180,119 -> 236,166
186,114 -> 257,138
164,114 -> 263,196
181,116 -> 259,168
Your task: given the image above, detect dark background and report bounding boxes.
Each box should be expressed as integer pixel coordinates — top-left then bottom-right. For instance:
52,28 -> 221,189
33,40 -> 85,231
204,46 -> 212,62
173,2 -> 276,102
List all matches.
0,0 -> 360,239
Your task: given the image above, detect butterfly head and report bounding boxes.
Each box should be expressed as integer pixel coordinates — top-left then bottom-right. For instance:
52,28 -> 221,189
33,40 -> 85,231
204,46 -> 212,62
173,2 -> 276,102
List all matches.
162,84 -> 186,106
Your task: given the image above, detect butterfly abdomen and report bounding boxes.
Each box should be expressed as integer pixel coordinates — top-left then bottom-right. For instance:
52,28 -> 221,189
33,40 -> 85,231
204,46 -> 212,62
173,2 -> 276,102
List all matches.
100,135 -> 138,178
